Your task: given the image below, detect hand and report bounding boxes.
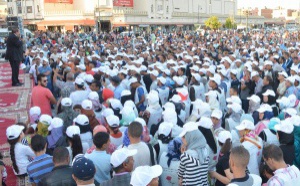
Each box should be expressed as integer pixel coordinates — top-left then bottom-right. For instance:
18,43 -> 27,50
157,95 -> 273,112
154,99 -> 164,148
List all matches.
180,144 -> 186,153
209,171 -> 216,178
178,178 -> 182,186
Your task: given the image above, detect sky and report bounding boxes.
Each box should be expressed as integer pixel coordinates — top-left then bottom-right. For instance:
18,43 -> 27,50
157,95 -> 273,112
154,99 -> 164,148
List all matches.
237,0 -> 300,9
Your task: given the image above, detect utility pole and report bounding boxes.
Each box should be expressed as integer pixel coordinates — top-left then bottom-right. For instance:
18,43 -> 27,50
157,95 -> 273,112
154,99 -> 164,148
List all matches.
198,5 -> 200,24
98,0 -> 101,34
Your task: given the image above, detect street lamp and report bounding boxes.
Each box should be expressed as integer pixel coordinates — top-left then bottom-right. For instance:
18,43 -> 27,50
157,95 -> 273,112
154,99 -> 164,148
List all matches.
198,5 -> 202,24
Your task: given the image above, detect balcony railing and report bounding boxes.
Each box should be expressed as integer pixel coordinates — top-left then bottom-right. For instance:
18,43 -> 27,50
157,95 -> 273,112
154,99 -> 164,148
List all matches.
113,9 -> 147,16
44,10 -> 94,16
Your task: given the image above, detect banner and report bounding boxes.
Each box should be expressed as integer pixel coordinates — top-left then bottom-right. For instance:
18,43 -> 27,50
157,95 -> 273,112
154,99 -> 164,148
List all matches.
44,0 -> 73,3
113,0 -> 134,7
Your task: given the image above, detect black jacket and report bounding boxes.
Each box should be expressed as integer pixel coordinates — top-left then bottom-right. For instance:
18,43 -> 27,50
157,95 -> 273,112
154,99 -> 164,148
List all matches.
38,165 -> 76,186
6,32 -> 23,62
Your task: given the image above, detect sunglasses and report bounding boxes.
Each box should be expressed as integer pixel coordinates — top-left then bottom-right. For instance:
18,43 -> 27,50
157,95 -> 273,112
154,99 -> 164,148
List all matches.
43,80 -> 48,83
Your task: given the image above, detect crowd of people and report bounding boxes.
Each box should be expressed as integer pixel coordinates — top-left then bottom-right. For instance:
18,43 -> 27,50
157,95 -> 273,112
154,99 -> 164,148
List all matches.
3,27 -> 300,186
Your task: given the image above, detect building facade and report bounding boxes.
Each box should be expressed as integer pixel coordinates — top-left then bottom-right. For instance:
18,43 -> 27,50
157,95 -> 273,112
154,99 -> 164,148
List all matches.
6,0 -> 264,32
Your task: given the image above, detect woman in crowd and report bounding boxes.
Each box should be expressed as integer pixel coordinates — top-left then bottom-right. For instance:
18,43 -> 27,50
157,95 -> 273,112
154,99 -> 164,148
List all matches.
73,114 -> 93,149
159,137 -> 182,186
66,125 -> 84,165
57,97 -> 79,130
178,122 -> 210,186
154,122 -> 173,161
6,125 -> 35,177
236,120 -> 263,175
46,117 -> 66,154
209,131 -> 233,186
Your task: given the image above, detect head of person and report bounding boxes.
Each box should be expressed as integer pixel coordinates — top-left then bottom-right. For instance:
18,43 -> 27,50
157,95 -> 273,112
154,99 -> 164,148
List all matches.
229,145 -> 250,172
53,146 -> 70,166
235,120 -> 255,138
42,58 -> 49,67
229,86 -> 238,97
263,144 -> 285,171
72,156 -> 96,185
66,125 -> 83,159
110,148 -> 136,174
89,80 -> 101,92
128,121 -> 143,142
110,75 -> 121,87
263,75 -> 273,86
218,131 -> 232,155
93,132 -> 110,151
130,165 -> 163,186
31,134 -> 47,154
74,78 -> 85,90
37,74 -> 48,87
157,122 -> 173,144
166,137 -> 182,167
6,125 -> 25,174
179,122 -> 207,163
29,106 -> 41,124
211,109 -> 222,126
12,28 -> 20,36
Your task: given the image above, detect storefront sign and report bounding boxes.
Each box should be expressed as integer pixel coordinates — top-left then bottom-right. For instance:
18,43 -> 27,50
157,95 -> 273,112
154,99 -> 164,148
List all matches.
113,0 -> 134,7
44,0 -> 73,4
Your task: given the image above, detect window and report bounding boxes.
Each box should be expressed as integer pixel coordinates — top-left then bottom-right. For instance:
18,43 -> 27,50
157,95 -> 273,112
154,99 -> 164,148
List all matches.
27,6 -> 32,13
17,6 -> 22,14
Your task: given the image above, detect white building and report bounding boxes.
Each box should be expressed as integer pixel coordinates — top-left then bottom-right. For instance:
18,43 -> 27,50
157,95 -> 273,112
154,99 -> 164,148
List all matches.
5,0 -> 264,32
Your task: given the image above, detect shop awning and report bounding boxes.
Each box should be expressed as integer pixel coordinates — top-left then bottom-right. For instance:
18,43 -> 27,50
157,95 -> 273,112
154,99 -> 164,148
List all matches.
112,24 -> 129,28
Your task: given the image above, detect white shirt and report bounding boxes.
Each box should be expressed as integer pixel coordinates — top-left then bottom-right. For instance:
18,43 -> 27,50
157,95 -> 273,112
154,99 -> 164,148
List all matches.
70,90 -> 89,106
128,142 -> 157,170
242,138 -> 263,175
29,64 -> 42,84
267,165 -> 300,186
14,142 -> 35,175
159,152 -> 180,186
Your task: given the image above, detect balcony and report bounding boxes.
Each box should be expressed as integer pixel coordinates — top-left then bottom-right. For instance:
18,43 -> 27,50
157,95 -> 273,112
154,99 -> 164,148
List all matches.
44,10 -> 94,16
113,9 -> 148,16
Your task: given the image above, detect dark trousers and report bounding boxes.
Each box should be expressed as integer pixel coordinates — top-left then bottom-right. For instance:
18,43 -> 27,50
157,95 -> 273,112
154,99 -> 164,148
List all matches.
9,60 -> 20,85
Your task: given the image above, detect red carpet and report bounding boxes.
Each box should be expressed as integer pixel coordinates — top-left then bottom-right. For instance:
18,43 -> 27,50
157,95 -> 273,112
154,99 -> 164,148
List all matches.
0,62 -> 33,185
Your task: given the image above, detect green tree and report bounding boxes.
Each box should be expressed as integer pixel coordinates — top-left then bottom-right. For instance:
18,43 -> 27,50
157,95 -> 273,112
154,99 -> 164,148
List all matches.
204,16 -> 222,30
224,17 -> 236,29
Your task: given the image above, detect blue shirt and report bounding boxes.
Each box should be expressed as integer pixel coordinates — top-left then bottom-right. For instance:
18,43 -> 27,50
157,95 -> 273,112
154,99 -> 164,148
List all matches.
285,86 -> 298,97
114,85 -> 124,100
27,154 -> 54,183
85,150 -> 111,184
137,87 -> 146,111
38,66 -> 52,83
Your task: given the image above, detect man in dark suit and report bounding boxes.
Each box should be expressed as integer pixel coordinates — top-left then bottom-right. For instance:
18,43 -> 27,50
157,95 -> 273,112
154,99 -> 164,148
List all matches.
6,28 -> 23,86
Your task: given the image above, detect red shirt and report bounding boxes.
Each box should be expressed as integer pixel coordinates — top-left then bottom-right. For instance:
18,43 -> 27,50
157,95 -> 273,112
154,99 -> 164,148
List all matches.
31,85 -> 54,116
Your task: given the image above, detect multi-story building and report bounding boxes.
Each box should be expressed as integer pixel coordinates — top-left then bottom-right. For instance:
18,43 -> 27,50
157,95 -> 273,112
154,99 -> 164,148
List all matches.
6,0 -> 264,32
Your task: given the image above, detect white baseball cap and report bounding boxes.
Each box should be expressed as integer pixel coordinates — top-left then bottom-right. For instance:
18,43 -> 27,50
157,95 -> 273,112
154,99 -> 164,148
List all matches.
76,64 -> 86,71
227,103 -> 242,113
121,90 -> 131,97
111,148 -> 137,168
236,120 -> 255,131
291,66 -> 299,73
192,73 -> 201,82
283,108 -> 297,116
84,74 -> 94,84
157,77 -> 166,85
278,71 -> 288,78
129,77 -> 138,85
61,97 -> 72,107
170,94 -> 182,103
226,96 -> 242,105
29,106 -> 41,117
211,109 -> 222,120
210,75 -> 221,86
198,117 -> 213,129
6,125 -> 24,140
150,70 -> 159,77
251,71 -> 259,78
262,89 -> 276,97
88,91 -> 99,100
264,60 -> 273,66
286,76 -> 295,84
106,115 -> 120,128
217,131 -> 232,144
257,104 -> 273,113
274,120 -> 294,134
230,69 -> 238,75
66,125 -> 80,138
73,114 -> 89,126
102,108 -> 114,118
247,95 -> 261,103
276,96 -> 289,104
173,76 -> 185,86
39,114 -> 52,125
179,122 -> 198,137
190,65 -> 199,72
75,78 -> 85,86
110,99 -> 123,110
81,100 -> 93,110
48,117 -> 63,131
158,122 -> 173,136
130,165 -> 163,186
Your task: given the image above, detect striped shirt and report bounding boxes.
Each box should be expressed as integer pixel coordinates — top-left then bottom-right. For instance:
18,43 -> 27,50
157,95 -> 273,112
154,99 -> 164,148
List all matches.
27,154 -> 54,183
178,152 -> 209,186
267,165 -> 300,186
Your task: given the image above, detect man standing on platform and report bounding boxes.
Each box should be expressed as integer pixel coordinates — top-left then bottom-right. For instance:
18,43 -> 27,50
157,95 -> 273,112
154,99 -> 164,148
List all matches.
5,28 -> 24,86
